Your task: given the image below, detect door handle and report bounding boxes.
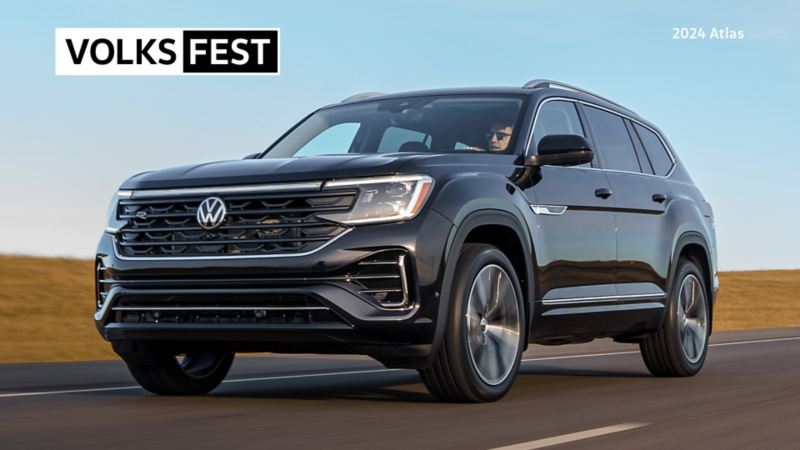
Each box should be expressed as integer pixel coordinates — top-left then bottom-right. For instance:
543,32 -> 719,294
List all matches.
595,188 -> 613,199
652,193 -> 667,203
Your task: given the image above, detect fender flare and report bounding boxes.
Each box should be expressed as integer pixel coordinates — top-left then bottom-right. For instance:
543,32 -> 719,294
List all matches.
664,231 -> 715,332
422,208 -> 535,366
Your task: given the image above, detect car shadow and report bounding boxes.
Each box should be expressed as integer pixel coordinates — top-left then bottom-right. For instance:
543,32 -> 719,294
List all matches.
518,365 -> 650,378
78,361 -> 651,403
206,364 -> 650,403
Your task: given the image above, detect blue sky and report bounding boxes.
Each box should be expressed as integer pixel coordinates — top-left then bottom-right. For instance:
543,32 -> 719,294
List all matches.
0,0 -> 798,270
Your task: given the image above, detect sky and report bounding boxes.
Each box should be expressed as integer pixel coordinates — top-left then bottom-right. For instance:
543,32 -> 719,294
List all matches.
0,0 -> 798,270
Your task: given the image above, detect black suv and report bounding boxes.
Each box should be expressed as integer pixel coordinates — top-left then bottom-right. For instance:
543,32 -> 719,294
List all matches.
96,80 -> 718,402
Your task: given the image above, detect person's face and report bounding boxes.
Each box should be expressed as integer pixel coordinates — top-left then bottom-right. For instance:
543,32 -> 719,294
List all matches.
486,125 -> 513,152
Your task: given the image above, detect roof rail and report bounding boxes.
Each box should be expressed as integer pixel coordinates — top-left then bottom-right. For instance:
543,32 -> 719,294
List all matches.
340,92 -> 384,103
522,79 -> 637,115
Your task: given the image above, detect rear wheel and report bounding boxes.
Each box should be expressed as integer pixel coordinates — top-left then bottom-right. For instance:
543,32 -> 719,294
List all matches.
116,343 -> 234,395
419,244 -> 524,402
640,259 -> 709,376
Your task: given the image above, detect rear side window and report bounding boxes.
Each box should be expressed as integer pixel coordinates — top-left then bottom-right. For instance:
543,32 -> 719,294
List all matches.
583,106 -> 641,173
633,123 -> 674,176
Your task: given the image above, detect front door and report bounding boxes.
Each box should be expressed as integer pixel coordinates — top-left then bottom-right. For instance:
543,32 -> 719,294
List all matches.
522,99 -> 618,339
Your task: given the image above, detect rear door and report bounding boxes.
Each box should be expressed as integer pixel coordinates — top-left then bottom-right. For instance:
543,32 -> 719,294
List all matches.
522,99 -> 618,338
581,105 -> 671,333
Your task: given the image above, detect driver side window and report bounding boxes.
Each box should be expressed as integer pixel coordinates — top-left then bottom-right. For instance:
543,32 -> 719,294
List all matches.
531,100 -> 589,167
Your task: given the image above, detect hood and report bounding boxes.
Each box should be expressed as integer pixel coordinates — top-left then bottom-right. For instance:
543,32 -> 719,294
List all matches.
120,153 -> 429,190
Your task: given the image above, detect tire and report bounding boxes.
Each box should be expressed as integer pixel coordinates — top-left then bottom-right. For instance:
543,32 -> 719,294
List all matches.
115,342 -> 234,395
640,259 -> 710,377
419,244 -> 525,402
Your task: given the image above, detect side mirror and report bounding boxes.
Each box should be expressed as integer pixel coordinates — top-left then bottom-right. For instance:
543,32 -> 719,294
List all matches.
243,153 -> 260,160
526,134 -> 594,167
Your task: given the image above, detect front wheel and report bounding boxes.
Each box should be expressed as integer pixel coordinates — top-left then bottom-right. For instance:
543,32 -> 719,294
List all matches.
640,259 -> 710,376
419,244 -> 525,402
116,343 -> 234,395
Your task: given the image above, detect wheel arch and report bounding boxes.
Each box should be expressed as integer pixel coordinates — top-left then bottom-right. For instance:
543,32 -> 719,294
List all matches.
423,208 -> 535,366
668,231 -> 715,334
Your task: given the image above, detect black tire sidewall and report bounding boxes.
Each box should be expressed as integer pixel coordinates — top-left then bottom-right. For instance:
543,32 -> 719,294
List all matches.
116,342 -> 234,395
447,244 -> 525,401
665,260 -> 709,374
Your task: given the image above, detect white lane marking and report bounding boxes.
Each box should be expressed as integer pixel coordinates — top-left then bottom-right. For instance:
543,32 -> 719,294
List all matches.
522,350 -> 639,362
489,423 -> 648,450
521,335 -> 800,364
0,368 -> 401,398
1,335 -> 799,399
221,368 -> 398,384
0,386 -> 141,398
707,336 -> 800,347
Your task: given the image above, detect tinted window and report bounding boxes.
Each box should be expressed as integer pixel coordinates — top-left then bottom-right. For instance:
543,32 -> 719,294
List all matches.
532,100 -> 585,148
531,100 -> 590,167
378,127 -> 430,153
625,120 -> 654,175
583,106 -> 641,172
294,122 -> 360,157
264,95 -> 525,158
634,123 -> 673,176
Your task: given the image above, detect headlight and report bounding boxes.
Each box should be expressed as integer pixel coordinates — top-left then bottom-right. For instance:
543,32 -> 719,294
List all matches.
319,175 -> 434,225
105,190 -> 132,233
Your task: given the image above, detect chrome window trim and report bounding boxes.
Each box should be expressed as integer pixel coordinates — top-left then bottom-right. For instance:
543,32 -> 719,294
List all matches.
524,96 -> 677,178
128,181 -> 324,199
541,292 -> 664,306
111,227 -> 353,260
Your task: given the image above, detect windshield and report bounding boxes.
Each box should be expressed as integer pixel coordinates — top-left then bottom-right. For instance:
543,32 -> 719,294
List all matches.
263,95 -> 526,158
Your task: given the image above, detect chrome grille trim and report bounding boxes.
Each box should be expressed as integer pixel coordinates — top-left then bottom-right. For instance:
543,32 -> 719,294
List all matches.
111,229 -> 352,260
112,185 -> 356,259
111,306 -> 329,311
128,181 -> 324,198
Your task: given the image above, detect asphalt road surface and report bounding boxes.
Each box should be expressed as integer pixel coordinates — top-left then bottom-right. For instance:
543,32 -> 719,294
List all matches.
1,328 -> 799,449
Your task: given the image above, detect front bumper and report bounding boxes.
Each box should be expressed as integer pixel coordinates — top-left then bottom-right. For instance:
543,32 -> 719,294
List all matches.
94,208 -> 454,364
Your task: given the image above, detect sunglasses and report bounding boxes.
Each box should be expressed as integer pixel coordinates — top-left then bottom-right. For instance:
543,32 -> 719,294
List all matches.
485,131 -> 512,140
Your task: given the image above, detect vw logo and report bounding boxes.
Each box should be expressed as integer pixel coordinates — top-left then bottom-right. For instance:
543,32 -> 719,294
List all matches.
196,197 -> 227,230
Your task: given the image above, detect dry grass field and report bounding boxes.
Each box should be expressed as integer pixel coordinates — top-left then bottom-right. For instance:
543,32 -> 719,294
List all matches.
0,255 -> 798,363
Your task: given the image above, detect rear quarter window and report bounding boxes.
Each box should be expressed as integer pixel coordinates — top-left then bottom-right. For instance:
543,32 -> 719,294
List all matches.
633,123 -> 674,176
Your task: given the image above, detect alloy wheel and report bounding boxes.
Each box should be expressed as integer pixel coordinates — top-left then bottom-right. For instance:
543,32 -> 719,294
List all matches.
465,264 -> 521,385
677,274 -> 708,364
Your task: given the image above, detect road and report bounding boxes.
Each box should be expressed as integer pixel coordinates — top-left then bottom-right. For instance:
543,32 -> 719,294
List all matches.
1,328 -> 799,449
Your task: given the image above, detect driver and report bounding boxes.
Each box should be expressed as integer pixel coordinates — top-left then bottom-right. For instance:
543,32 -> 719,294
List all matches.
485,122 -> 514,152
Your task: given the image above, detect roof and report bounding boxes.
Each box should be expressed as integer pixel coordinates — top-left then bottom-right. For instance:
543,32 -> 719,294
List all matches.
329,80 -> 647,123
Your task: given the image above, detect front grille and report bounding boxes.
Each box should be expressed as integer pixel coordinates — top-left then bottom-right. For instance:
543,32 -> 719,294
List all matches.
110,293 -> 345,325
114,188 -> 356,258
